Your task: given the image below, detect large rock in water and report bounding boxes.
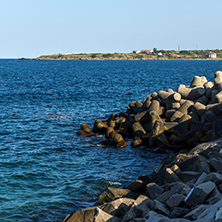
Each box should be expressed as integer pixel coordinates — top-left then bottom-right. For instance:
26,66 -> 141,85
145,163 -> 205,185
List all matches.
98,187 -> 135,204
63,206 -> 121,222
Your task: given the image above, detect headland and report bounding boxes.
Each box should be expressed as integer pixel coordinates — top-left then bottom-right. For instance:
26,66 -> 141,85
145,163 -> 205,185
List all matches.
20,49 -> 222,61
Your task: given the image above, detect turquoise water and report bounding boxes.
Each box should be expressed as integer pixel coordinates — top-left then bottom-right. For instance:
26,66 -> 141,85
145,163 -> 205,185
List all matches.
0,59 -> 221,221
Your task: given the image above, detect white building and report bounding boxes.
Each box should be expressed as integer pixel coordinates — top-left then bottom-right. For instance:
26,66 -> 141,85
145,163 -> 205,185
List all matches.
132,50 -> 141,54
205,51 -> 217,58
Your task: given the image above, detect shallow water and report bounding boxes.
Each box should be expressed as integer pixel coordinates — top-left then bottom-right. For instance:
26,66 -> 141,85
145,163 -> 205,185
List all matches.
0,59 -> 221,221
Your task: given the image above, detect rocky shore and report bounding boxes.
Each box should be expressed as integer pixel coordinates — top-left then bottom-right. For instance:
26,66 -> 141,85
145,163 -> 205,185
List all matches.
64,71 -> 222,221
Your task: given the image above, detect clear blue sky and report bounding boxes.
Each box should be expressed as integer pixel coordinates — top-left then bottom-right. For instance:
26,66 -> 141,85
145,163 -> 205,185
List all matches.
1,0 -> 222,58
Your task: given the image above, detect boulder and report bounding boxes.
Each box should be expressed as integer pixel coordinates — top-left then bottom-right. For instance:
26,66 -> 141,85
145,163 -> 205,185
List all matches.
156,182 -> 189,203
205,186 -> 222,205
98,187 -> 133,204
177,171 -> 201,183
165,193 -> 185,210
193,172 -> 208,187
215,206 -> 222,222
147,199 -> 171,216
144,210 -> 170,222
131,122 -> 146,138
126,179 -> 146,194
121,195 -> 150,222
100,197 -> 135,218
197,198 -> 222,221
169,207 -> 190,219
177,154 -> 211,174
209,157 -> 222,172
81,123 -> 92,134
204,172 -> 222,185
185,181 -> 216,206
184,204 -> 210,220
188,138 -> 222,157
64,206 -> 121,222
163,168 -> 181,184
146,182 -> 164,200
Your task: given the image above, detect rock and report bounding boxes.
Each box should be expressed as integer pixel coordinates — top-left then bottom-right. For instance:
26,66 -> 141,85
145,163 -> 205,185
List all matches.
195,94 -> 209,105
109,120 -> 116,128
144,210 -> 170,222
165,193 -> 185,210
157,182 -> 189,203
108,113 -> 118,122
146,182 -> 164,200
131,137 -> 143,147
81,123 -> 92,134
109,131 -> 124,144
93,120 -> 108,133
209,157 -> 222,172
135,110 -> 149,123
170,110 -> 184,122
177,171 -> 201,183
105,127 -> 115,138
177,154 -> 211,174
77,129 -> 88,136
214,71 -> 222,86
64,206 -> 121,222
126,179 -> 146,194
98,187 -> 133,204
193,172 -> 208,187
185,181 -> 216,206
204,172 -> 222,185
131,122 -> 146,138
163,168 -> 181,184
121,195 -> 150,222
188,138 -> 222,157
170,164 -> 181,174
184,204 -> 210,220
147,199 -> 171,216
148,100 -> 160,114
177,84 -> 205,100
190,75 -> 207,87
202,122 -> 213,134
205,186 -> 222,205
197,198 -> 222,221
100,197 -> 135,218
169,207 -> 190,219
215,206 -> 222,222
133,218 -> 147,222
99,138 -> 110,146
193,102 -> 206,117
150,120 -> 165,137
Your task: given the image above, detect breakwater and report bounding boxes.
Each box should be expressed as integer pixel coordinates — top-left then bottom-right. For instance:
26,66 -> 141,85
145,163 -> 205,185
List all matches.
65,71 -> 222,221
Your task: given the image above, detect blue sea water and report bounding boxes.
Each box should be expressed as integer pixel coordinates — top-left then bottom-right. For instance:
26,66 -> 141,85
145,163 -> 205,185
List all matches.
0,59 -> 222,221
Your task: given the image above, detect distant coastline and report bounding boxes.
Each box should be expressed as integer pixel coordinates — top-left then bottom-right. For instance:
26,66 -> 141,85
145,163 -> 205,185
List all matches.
19,50 -> 222,61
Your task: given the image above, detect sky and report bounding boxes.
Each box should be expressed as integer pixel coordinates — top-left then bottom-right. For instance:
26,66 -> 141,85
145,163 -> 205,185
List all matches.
1,0 -> 222,58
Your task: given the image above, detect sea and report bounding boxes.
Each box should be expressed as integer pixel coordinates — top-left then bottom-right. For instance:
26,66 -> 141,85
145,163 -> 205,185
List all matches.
0,59 -> 221,221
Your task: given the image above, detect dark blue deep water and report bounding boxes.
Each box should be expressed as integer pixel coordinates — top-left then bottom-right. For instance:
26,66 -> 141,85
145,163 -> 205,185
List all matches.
0,59 -> 222,221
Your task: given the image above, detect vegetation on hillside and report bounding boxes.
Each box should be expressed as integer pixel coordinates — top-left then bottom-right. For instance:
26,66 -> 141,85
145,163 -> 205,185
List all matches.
34,49 -> 222,60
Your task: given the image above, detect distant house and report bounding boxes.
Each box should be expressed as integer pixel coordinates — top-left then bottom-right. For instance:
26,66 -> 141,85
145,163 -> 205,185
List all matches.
166,53 -> 174,57
157,52 -> 163,56
133,50 -> 141,54
205,51 -> 217,58
141,50 -> 153,55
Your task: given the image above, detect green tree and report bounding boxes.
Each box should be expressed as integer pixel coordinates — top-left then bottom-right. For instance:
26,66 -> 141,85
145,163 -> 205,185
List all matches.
153,48 -> 157,53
